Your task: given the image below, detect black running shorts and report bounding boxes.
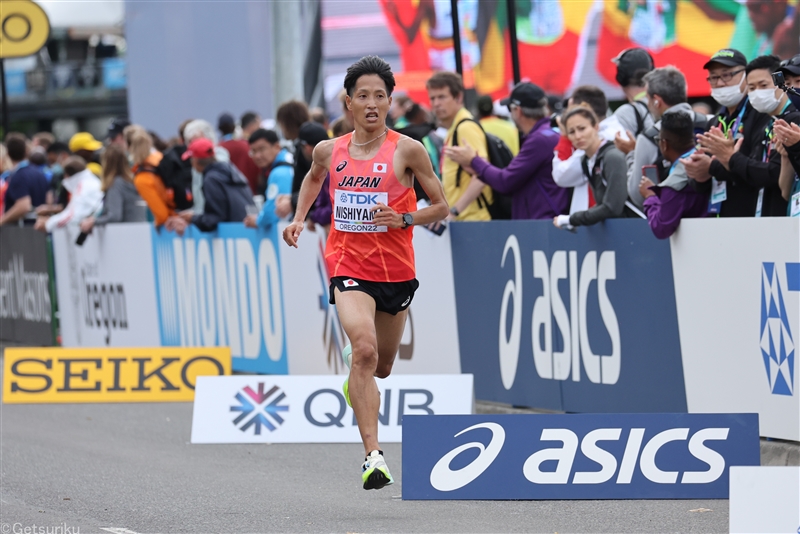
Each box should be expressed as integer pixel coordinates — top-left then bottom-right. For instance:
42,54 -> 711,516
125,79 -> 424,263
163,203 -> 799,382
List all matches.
329,276 -> 419,315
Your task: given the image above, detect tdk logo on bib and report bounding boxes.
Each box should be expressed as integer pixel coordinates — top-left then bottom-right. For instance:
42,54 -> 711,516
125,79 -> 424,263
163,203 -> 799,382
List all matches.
402,413 -> 760,500
760,262 -> 799,396
334,189 -> 388,233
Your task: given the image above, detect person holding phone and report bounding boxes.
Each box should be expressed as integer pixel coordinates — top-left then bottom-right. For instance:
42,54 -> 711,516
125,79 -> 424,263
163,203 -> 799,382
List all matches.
553,107 -> 630,230
639,112 -> 709,239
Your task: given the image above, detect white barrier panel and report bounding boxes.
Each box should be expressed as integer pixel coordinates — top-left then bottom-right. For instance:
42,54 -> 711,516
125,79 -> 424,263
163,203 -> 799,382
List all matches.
671,218 -> 800,441
279,223 -> 461,375
190,374 -> 474,443
729,466 -> 800,533
52,223 -> 160,348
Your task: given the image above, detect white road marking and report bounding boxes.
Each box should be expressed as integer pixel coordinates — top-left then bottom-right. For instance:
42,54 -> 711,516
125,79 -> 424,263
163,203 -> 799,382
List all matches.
100,528 -> 141,534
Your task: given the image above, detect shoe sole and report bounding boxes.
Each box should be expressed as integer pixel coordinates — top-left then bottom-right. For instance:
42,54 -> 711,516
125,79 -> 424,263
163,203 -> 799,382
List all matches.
343,377 -> 351,408
363,467 -> 393,490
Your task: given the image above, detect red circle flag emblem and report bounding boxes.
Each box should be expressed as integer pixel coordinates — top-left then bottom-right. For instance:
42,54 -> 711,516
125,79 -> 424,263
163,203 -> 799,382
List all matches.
344,279 -> 359,287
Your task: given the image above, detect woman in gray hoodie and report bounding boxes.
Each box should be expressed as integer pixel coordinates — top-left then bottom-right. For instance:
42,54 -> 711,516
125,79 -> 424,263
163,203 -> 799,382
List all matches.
80,144 -> 146,233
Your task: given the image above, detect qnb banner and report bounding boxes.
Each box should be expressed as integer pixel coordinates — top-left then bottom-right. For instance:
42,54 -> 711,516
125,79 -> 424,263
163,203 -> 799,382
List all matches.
450,220 -> 686,414
3,347 -> 231,403
279,223 -> 462,376
190,374 -> 473,443
402,413 -> 760,500
151,224 -> 288,375
672,218 -> 800,442
0,226 -> 54,345
52,224 -> 161,348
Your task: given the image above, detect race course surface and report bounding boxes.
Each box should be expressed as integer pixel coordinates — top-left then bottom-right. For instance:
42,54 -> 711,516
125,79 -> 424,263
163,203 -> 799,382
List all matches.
0,397 -> 728,533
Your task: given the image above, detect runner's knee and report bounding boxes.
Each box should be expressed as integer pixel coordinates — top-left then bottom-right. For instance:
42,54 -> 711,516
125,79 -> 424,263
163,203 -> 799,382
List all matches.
351,340 -> 378,370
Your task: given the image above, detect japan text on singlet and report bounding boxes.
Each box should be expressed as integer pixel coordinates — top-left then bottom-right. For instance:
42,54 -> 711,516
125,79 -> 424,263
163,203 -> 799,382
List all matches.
325,130 -> 417,282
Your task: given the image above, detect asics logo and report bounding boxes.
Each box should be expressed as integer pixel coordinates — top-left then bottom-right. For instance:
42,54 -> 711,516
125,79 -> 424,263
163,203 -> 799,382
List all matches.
429,423 -> 505,491
336,161 -> 347,172
401,296 -> 411,308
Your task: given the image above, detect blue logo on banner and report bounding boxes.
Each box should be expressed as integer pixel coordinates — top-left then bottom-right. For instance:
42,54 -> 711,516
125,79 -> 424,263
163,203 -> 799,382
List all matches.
449,220 -> 686,413
151,223 -> 288,374
402,413 -> 760,500
760,262 -> 800,396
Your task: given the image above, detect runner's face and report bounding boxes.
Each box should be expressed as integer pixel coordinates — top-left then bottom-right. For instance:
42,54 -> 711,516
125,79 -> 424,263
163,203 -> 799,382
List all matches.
347,74 -> 391,129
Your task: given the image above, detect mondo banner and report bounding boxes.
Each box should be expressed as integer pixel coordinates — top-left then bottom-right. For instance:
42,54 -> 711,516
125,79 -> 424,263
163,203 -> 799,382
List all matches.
3,347 -> 231,403
151,224 -> 288,375
402,413 -> 760,500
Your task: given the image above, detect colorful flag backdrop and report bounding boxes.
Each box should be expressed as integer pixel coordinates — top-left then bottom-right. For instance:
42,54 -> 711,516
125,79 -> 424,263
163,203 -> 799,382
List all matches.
379,0 -> 800,102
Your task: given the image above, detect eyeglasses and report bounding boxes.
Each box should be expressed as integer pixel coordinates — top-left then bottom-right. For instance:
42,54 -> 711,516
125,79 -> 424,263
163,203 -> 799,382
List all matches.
654,135 -> 662,143
706,68 -> 745,85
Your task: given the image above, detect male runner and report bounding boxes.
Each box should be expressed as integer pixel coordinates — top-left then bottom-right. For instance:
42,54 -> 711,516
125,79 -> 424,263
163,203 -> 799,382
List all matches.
283,56 -> 448,490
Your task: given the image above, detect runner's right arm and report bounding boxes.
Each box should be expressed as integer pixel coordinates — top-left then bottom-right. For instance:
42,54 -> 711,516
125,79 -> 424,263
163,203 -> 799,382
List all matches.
282,140 -> 333,247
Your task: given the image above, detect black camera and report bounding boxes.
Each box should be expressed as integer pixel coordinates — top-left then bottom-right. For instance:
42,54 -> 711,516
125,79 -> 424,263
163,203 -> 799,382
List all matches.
773,71 -> 787,89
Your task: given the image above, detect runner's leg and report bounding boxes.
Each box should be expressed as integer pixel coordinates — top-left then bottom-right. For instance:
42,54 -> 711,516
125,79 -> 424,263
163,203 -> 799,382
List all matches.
374,309 -> 407,378
334,288 -> 381,454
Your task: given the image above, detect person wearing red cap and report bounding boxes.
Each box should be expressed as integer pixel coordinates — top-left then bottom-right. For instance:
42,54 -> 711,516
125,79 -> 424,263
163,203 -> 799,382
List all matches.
180,138 -> 255,232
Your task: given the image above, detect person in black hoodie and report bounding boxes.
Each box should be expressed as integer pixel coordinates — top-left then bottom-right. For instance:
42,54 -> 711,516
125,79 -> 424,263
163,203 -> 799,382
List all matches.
181,138 -> 255,232
688,55 -> 797,217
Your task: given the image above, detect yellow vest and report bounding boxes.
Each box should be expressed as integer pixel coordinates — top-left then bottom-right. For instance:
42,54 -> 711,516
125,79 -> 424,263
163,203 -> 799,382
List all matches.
443,108 -> 492,221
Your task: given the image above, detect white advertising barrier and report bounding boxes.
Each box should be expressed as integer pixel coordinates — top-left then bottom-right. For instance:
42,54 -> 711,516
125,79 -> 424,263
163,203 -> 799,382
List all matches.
190,373 -> 474,443
52,223 -> 161,348
729,466 -> 800,533
671,218 -> 800,441
279,222 -> 461,375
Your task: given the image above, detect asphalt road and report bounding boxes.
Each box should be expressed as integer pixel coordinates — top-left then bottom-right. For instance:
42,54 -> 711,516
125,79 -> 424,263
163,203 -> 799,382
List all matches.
0,380 -> 728,534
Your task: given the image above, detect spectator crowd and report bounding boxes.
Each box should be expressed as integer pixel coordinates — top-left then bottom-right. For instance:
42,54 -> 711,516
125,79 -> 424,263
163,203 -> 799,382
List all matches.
2,46 -> 799,244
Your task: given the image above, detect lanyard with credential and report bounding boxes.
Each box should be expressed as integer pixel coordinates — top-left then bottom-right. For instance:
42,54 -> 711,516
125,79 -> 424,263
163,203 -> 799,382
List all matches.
718,99 -> 748,139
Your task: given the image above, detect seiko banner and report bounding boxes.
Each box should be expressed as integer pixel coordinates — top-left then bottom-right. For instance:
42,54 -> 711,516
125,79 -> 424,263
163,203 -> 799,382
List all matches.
52,224 -> 161,348
449,220 -> 686,413
672,218 -> 800,442
279,223 -> 461,375
151,224 -> 288,375
402,413 -> 760,500
3,347 -> 231,403
0,226 -> 54,345
191,374 -> 474,443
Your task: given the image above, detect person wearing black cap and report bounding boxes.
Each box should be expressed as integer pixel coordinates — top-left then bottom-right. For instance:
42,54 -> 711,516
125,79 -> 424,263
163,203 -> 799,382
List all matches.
445,82 -> 569,220
107,118 -> 130,148
611,48 -> 655,155
218,112 -> 261,194
682,48 -> 773,217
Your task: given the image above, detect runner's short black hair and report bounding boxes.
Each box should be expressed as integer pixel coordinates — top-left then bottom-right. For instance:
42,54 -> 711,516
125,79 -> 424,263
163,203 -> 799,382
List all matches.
344,56 -> 395,97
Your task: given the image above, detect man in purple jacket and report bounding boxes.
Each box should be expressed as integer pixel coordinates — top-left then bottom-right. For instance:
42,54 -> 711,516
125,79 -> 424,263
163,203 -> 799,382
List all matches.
444,82 -> 570,219
639,111 -> 708,239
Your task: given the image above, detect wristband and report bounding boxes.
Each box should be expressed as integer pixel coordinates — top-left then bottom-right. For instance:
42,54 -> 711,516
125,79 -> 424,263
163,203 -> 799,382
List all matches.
450,206 -> 460,216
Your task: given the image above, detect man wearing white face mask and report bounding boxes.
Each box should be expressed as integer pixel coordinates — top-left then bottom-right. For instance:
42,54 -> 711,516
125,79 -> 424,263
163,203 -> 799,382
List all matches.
692,54 -> 797,217
683,48 -> 773,217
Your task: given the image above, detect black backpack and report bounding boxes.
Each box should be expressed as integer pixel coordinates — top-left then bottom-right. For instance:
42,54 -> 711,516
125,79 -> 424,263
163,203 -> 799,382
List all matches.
630,100 -> 651,137
452,118 -> 515,220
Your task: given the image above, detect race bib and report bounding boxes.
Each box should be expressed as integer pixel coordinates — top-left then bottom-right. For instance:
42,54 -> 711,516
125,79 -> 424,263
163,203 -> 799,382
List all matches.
333,189 -> 389,233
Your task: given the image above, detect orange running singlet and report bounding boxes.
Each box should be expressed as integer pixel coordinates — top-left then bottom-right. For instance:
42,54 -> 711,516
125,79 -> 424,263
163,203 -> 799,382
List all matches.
325,130 -> 417,282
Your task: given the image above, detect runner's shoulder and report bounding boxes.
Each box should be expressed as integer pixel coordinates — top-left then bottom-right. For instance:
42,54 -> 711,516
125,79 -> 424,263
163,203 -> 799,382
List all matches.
312,139 -> 336,166
395,134 -> 426,159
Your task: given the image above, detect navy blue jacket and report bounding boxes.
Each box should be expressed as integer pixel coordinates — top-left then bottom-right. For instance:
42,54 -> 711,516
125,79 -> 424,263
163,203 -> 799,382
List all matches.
192,161 -> 255,232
